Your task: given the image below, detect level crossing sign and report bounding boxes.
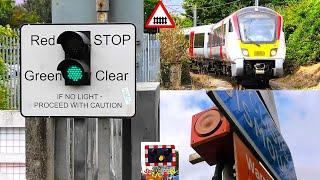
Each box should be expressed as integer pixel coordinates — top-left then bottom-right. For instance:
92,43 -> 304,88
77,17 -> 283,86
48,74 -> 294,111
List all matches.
145,1 -> 175,28
207,90 -> 297,180
20,24 -> 136,117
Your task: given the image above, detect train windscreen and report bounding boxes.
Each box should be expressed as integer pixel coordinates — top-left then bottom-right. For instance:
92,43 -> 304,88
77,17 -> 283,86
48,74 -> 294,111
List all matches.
238,13 -> 276,43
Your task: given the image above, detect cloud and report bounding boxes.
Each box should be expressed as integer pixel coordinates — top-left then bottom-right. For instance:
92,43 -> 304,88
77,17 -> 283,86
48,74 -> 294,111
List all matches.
270,91 -> 320,178
160,91 -> 215,179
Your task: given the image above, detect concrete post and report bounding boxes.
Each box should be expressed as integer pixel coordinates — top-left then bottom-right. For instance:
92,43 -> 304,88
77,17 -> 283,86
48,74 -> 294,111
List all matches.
131,82 -> 160,179
109,0 -> 144,82
25,118 -> 48,180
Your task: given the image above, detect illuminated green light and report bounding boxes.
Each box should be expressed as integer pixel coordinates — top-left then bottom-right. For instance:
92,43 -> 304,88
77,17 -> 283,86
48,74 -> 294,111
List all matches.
67,65 -> 83,82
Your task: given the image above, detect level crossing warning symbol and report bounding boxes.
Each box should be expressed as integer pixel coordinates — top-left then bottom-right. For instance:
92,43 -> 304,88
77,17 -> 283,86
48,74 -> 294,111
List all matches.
145,0 -> 175,28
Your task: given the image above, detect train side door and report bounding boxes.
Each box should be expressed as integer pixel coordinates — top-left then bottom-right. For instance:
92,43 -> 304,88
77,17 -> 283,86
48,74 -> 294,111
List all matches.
209,31 -> 213,59
219,22 -> 224,60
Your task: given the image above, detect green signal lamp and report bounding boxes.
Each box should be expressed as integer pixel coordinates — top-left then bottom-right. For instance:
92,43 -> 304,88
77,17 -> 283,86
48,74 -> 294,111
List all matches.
67,65 -> 83,82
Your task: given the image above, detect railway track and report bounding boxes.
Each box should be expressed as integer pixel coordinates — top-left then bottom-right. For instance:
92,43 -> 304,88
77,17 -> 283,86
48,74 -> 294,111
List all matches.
205,72 -> 275,90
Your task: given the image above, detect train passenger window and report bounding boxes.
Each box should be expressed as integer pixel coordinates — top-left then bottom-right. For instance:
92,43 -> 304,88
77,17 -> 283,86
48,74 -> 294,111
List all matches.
222,23 -> 226,45
194,33 -> 205,48
229,19 -> 233,32
213,30 -> 219,46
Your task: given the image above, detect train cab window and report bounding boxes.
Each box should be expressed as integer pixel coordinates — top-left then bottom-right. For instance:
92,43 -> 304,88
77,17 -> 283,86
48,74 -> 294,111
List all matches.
194,33 -> 205,48
229,19 -> 233,32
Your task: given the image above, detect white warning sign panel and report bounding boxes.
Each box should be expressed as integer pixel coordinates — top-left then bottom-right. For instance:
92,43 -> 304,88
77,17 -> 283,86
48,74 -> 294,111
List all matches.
145,1 -> 175,28
20,24 -> 136,117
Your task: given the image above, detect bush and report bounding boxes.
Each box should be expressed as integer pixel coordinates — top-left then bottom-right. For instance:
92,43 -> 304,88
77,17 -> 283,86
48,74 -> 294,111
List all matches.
158,26 -> 190,87
0,25 -> 16,109
280,0 -> 320,68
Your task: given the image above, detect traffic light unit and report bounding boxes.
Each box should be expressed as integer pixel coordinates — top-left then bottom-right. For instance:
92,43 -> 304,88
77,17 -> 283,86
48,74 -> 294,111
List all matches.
57,31 -> 91,86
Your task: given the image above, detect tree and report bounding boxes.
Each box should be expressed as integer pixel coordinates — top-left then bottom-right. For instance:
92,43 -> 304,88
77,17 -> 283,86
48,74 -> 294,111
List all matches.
144,0 -> 158,33
0,0 -> 14,25
10,5 -> 40,27
23,0 -> 51,23
0,0 -> 41,27
280,0 -> 320,69
172,15 -> 193,28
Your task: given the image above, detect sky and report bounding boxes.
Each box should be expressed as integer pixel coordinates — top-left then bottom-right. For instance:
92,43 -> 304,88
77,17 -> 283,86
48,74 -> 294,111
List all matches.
163,0 -> 185,14
14,0 -> 186,13
159,90 -> 320,180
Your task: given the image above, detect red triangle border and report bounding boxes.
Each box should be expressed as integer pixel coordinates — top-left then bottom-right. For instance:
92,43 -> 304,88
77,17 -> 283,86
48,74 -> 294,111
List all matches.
145,1 -> 176,29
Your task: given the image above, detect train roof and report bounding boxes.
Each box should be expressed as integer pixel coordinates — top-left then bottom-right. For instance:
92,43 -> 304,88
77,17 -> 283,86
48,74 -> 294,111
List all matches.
183,24 -> 214,34
235,6 -> 280,16
182,6 -> 281,34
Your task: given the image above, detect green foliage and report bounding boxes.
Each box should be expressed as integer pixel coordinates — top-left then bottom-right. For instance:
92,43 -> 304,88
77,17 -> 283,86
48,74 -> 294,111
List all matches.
173,15 -> 193,28
0,0 -> 47,27
23,0 -> 51,23
0,25 -> 16,109
281,0 -> 320,67
144,0 -> 158,33
0,0 -> 14,25
10,5 -> 41,28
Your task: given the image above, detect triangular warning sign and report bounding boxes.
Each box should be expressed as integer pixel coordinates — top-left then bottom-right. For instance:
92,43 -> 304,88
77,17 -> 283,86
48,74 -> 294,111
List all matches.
145,1 -> 175,29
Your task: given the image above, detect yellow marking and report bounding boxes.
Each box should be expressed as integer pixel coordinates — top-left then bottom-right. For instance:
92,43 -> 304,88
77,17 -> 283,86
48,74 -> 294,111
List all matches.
239,40 -> 279,58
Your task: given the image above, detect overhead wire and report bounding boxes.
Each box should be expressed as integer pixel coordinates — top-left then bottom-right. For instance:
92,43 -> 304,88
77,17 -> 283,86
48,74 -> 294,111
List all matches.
165,0 -> 241,9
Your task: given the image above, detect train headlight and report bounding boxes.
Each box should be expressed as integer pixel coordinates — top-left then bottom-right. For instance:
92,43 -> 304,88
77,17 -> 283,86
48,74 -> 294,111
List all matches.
242,49 -> 249,56
270,49 -> 277,56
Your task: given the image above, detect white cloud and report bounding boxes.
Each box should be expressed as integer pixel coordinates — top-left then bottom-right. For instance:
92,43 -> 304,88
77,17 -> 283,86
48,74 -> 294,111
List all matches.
268,91 -> 320,178
160,90 -> 215,179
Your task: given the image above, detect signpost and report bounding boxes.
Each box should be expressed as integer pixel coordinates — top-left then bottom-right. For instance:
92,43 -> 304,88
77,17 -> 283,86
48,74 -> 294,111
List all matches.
145,1 -> 175,29
20,24 -> 136,117
207,90 -> 297,180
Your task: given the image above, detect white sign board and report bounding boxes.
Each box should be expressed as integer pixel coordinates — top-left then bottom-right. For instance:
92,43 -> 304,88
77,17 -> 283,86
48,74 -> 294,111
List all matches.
20,24 -> 136,117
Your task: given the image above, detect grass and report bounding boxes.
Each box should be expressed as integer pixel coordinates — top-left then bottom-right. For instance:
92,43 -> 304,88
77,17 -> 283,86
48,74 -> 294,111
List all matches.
275,63 -> 320,89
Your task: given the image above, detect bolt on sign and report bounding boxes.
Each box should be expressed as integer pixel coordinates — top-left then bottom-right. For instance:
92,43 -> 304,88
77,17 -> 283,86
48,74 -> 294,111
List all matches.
20,24 -> 136,117
233,133 -> 273,180
145,1 -> 175,29
207,90 -> 297,180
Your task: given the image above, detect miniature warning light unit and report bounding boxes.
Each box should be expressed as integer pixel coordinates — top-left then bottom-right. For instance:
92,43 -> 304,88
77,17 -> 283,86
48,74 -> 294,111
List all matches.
145,145 -> 176,166
57,31 -> 91,85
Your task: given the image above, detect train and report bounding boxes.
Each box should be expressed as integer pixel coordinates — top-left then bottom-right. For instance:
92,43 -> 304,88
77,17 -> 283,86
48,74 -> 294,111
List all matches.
183,6 -> 285,84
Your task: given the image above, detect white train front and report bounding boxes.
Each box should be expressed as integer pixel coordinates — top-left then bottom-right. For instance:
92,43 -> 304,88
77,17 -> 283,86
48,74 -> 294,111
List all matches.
184,6 -> 285,83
